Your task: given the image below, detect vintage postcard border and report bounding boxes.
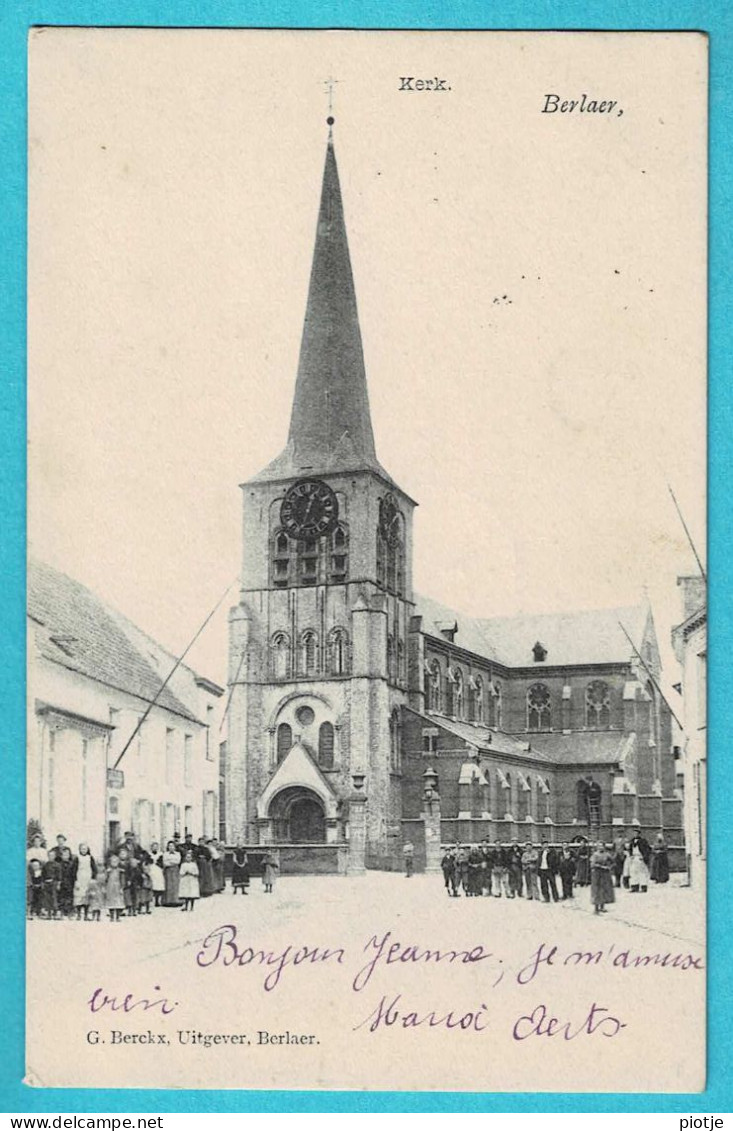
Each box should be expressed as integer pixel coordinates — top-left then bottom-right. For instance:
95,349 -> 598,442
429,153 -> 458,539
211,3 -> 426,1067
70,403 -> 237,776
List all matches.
2,0 -> 731,1114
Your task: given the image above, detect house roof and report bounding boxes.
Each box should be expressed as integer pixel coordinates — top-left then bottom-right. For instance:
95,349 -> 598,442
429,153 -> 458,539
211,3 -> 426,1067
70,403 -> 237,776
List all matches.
28,559 -> 222,723
414,592 -> 650,669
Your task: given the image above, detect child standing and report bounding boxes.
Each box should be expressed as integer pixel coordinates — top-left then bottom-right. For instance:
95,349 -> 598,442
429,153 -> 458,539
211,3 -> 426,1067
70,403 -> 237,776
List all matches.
41,856 -> 60,918
148,843 -> 166,907
178,850 -> 200,912
262,850 -> 279,894
27,860 -> 44,918
138,862 -> 153,915
86,876 -> 103,921
105,854 -> 126,921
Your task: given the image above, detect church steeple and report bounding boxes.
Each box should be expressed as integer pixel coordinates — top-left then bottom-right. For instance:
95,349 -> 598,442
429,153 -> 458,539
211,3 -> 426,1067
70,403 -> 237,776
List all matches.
251,121 -> 390,484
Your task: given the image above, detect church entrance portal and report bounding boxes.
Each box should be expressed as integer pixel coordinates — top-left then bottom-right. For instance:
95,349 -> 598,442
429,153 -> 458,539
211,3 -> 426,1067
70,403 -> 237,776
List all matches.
269,786 -> 326,843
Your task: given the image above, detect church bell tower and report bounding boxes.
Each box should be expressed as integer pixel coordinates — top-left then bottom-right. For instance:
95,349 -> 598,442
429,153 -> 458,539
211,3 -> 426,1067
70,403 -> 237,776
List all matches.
226,119 -> 416,870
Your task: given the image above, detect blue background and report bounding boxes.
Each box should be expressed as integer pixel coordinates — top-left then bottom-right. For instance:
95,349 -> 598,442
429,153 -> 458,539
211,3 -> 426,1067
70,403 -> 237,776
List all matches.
1,0 -> 729,1114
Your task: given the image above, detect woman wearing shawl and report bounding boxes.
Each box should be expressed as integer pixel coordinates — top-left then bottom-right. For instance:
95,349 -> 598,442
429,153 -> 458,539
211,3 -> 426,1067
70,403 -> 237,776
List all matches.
590,841 -> 615,914
162,840 -> 182,906
650,833 -> 670,883
231,841 -> 250,895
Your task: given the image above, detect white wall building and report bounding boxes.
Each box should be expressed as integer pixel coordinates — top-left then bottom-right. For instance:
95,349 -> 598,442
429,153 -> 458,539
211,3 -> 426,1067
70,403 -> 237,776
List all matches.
671,574 -> 707,886
27,560 -> 224,860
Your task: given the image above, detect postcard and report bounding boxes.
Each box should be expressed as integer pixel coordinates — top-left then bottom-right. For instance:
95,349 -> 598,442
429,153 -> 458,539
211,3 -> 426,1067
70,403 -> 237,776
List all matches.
26,28 -> 707,1092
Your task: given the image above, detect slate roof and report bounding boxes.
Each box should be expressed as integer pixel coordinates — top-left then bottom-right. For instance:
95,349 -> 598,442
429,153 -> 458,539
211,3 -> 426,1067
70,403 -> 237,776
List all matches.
415,710 -> 631,769
422,713 -> 556,765
250,128 -> 394,486
28,560 -> 219,723
414,592 -> 650,669
517,730 -> 632,767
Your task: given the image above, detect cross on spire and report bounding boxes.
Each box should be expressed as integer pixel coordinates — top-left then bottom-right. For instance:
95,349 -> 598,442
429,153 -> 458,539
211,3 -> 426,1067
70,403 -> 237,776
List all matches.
322,75 -> 340,115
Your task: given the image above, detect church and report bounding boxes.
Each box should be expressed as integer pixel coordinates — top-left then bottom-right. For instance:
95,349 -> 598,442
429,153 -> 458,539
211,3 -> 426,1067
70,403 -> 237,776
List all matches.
224,121 -> 683,874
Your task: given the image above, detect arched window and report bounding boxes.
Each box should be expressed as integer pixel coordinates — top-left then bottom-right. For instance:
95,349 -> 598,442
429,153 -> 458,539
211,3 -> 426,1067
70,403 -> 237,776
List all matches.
646,681 -> 657,744
330,524 -> 349,583
318,722 -> 335,769
328,628 -> 349,675
470,676 -> 484,724
272,530 -> 293,588
387,635 -> 395,681
276,723 -> 292,763
398,639 -> 405,682
493,680 -> 503,730
429,661 -> 442,712
271,632 -> 290,680
453,668 -> 464,718
376,530 -> 387,588
393,533 -> 405,597
516,774 -> 530,821
586,680 -> 611,729
527,683 -> 552,731
543,779 -> 552,822
389,708 -> 402,772
377,497 -> 405,597
301,631 -> 318,675
504,770 -> 513,819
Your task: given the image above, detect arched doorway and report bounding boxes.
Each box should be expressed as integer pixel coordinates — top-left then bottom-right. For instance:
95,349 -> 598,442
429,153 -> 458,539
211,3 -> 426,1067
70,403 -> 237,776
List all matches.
269,786 -> 326,843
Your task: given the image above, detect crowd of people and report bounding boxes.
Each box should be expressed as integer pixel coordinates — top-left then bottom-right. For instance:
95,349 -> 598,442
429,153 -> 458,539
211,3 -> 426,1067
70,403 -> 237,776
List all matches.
26,830 -> 280,921
438,834 -> 670,915
28,825 -> 671,921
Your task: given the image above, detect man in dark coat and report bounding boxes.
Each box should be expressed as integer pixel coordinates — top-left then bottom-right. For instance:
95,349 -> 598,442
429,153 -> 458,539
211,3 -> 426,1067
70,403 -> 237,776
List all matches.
467,846 -> 483,896
558,846 -> 576,899
508,843 -> 523,898
441,848 -> 457,896
538,840 -> 560,902
612,837 -> 626,888
454,846 -> 469,896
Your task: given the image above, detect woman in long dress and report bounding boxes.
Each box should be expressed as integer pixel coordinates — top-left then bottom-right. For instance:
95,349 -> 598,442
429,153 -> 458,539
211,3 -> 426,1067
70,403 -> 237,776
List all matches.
231,841 -> 250,895
162,840 -> 181,907
72,843 -> 97,920
197,839 -> 214,897
105,854 -> 126,921
575,841 -> 590,886
148,842 -> 166,906
590,842 -> 615,914
628,834 -> 651,893
178,851 -> 200,912
208,840 -> 225,892
621,843 -> 631,888
650,834 -> 670,883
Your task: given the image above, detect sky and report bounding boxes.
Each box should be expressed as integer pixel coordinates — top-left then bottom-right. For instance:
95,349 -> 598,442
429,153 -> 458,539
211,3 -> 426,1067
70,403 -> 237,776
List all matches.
27,28 -> 707,691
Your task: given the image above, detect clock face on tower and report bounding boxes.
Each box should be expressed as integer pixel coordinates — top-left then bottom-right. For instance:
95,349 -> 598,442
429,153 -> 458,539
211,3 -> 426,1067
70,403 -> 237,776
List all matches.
280,479 -> 339,540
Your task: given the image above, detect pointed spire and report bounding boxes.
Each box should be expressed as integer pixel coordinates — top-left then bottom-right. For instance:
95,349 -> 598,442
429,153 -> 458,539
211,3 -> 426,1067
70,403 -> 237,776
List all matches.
251,121 -> 390,484
288,121 -> 377,471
